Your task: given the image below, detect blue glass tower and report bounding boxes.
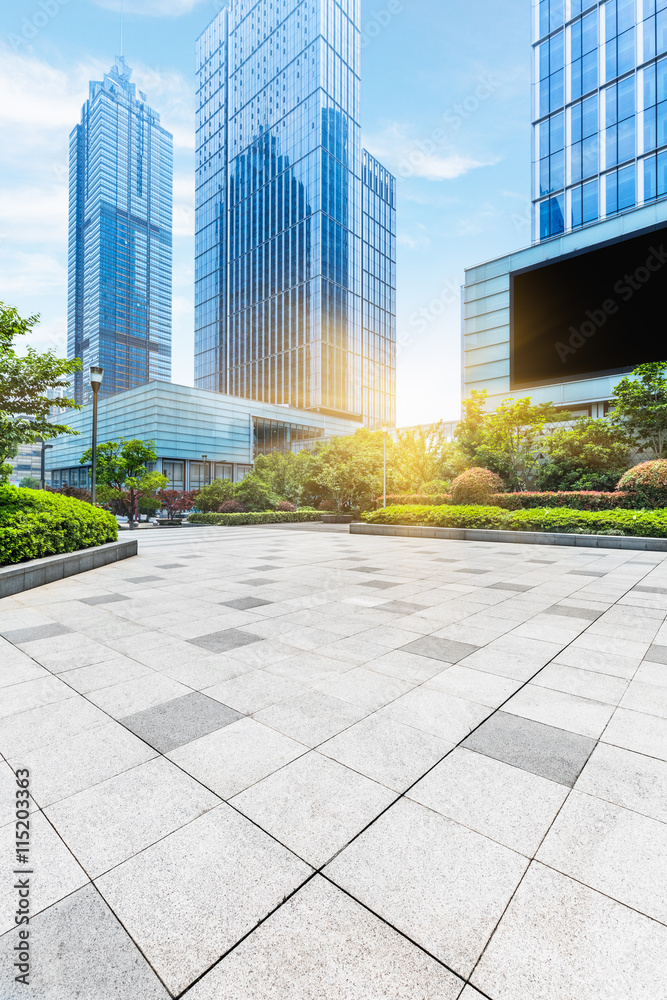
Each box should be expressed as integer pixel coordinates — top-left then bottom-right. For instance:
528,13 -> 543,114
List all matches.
533,0 -> 667,242
68,56 -> 173,404
195,0 -> 396,426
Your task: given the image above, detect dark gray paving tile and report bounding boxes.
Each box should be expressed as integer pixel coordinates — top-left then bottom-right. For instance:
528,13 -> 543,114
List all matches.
126,575 -> 164,584
0,884 -> 169,998
358,580 -> 399,590
241,578 -> 276,586
487,582 -> 534,593
526,559 -> 555,564
401,636 -> 480,663
645,644 -> 667,665
221,597 -> 273,611
380,601 -> 428,614
545,605 -> 602,621
455,568 -> 487,575
80,594 -> 130,606
634,586 -> 667,596
463,711 -> 595,787
568,570 -> 605,578
350,566 -> 384,573
189,629 -> 264,653
435,558 -> 459,563
121,692 -> 243,752
158,563 -> 186,569
250,564 -> 277,571
2,623 -> 72,644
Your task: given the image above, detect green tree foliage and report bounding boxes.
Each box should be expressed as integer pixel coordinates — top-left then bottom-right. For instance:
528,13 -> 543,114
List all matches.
79,439 -> 166,524
307,429 -> 386,511
19,477 -> 42,490
234,473 -> 280,512
536,418 -> 632,491
253,450 -> 314,504
0,302 -> 82,481
194,477 -> 236,513
610,361 -> 667,458
391,424 -> 467,493
456,390 -> 567,491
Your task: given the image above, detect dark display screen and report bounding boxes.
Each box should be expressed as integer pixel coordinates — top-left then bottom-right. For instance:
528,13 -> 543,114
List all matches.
511,225 -> 667,389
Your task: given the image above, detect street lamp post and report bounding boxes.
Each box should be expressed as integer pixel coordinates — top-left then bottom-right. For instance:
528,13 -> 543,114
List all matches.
382,428 -> 388,509
40,442 -> 53,491
89,367 -> 104,504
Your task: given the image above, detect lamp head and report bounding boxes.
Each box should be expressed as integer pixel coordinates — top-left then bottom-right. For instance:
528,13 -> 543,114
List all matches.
90,366 -> 104,389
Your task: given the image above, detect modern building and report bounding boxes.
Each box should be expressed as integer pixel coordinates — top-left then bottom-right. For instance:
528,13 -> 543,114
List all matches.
194,0 -> 396,428
533,0 -> 667,242
45,381 -> 362,491
68,56 -> 173,405
463,0 -> 667,415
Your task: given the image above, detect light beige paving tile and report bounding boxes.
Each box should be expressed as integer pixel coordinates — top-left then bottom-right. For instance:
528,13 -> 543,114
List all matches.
204,669 -> 307,714
60,656 -> 154,693
253,690 -> 368,747
533,661 -> 629,705
575,742 -> 667,824
378,686 -> 491,744
537,790 -> 667,922
473,863 -> 667,1000
45,756 -> 220,877
184,876 -> 463,1000
314,666 -> 413,712
327,797 -> 528,978
408,748 -> 568,856
602,707 -> 667,761
364,648 -> 447,683
232,751 -> 394,867
86,672 -> 191,717
17,633 -> 115,672
0,675 -> 74,718
0,697 -> 109,757
168,717 -> 307,798
503,685 -> 614,739
95,804 -> 311,995
427,665 -> 521,708
620,679 -> 667,719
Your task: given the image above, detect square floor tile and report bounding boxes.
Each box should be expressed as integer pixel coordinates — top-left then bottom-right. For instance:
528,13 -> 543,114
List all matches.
126,575 -> 164,584
357,580 -> 399,590
568,569 -> 605,577
205,670 -> 307,714
0,884 -> 170,998
621,679 -> 667,719
472,863 -> 667,1000
0,697 -> 109,757
462,711 -> 596,787
87,672 -> 191,718
0,811 -> 89,934
428,665 -> 520,708
120,692 -> 243,752
241,578 -> 276,586
320,713 -> 451,792
45,756 -> 220,877
503,684 -> 614,739
189,628 -> 264,653
545,604 -> 602,621
533,662 -> 628,705
378,600 -> 428,614
0,675 -> 73,719
1,622 -> 72,644
400,636 -> 479,663
254,690 -> 367,747
184,876 -> 463,1000
487,582 -> 534,592
158,563 -> 186,569
537,790 -> 667,922
575,741 -> 667,823
379,686 -> 490,744
408,747 -> 568,857
95,805 -> 311,996
327,797 -> 529,978
221,597 -> 272,611
168,717 -> 307,799
315,667 -> 413,712
646,645 -> 667,667
79,594 -> 130,606
232,751 -> 394,867
602,707 -> 667,761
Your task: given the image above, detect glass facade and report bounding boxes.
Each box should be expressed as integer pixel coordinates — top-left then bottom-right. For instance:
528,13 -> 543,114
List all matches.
68,56 -> 173,404
194,0 -> 396,427
533,0 -> 667,241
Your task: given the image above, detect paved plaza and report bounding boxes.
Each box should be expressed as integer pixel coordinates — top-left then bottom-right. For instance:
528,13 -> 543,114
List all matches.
1,523 -> 667,998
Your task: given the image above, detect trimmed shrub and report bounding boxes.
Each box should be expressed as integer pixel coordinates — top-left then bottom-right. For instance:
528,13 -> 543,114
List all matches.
363,503 -> 667,538
493,491 -> 636,511
420,479 -> 451,495
0,485 -> 118,566
276,500 -> 297,512
193,478 -> 235,512
376,494 -> 450,507
618,461 -> 667,507
451,468 -> 505,505
188,510 -> 323,526
217,500 -> 247,513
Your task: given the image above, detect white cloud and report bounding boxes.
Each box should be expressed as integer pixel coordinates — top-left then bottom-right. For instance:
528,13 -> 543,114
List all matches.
363,121 -> 500,182
93,0 -> 213,15
173,173 -> 195,236
0,187 -> 68,245
0,251 -> 67,295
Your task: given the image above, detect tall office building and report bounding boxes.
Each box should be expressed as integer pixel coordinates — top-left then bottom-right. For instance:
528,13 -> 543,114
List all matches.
195,0 -> 396,427
534,0 -> 667,242
68,56 -> 173,404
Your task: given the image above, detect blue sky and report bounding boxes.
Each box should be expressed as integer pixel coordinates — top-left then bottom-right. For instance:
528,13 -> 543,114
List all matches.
0,0 -> 531,424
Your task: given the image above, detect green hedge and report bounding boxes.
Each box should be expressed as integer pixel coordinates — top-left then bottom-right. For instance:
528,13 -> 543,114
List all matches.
376,491 -> 647,510
0,485 -> 118,566
187,510 -> 324,526
363,504 -> 667,537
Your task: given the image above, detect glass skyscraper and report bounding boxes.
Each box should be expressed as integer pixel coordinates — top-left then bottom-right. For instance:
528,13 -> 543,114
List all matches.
195,0 -> 396,427
533,0 -> 667,242
68,56 -> 173,405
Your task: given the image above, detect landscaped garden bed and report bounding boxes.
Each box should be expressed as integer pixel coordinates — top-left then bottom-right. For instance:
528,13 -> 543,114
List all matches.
187,510 -> 325,526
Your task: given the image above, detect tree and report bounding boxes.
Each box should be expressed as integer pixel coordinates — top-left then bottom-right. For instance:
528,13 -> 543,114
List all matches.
234,473 -> 279,512
19,476 -> 42,490
610,361 -> 667,458
97,472 -> 168,526
253,450 -> 314,504
156,489 -> 197,520
536,418 -> 632,491
80,439 -> 166,525
308,429 -> 387,511
391,423 -> 467,492
0,302 -> 82,481
193,478 -> 235,513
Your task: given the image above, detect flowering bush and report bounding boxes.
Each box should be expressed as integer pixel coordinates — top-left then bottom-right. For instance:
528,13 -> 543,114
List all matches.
276,500 -> 297,512
617,461 -> 667,507
451,468 -> 505,505
217,500 -> 247,514
156,489 -> 197,519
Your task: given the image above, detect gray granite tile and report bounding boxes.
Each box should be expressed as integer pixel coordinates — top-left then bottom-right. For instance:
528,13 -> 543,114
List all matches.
357,580 -> 399,589
0,884 -> 170,998
189,628 -> 264,652
487,582 -> 534,592
79,594 -> 130,606
545,604 -> 602,621
462,711 -> 596,786
634,585 -> 667,595
241,577 -> 276,586
400,635 -> 479,663
1,623 -> 72,644
126,575 -> 164,584
378,600 -> 428,614
157,563 -> 186,569
121,692 -> 243,752
645,643 -> 667,664
221,597 -> 272,610
184,876 -> 463,1000
575,742 -> 667,824
568,569 -> 605,577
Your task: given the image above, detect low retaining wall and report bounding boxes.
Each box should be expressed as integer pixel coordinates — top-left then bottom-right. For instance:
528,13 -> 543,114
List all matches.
0,539 -> 139,598
351,523 -> 667,551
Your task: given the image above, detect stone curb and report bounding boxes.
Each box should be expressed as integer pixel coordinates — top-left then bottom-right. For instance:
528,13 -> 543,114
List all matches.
0,540 -> 139,598
350,522 -> 667,551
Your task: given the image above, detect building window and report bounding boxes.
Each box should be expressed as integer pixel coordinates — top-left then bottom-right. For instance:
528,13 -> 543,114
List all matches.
539,0 -> 564,40
605,75 -> 636,168
571,94 -> 599,183
539,31 -> 565,116
189,462 -> 211,489
539,194 -> 565,238
642,0 -> 667,64
571,10 -> 598,100
643,148 -> 667,197
163,461 -> 184,490
643,55 -> 667,152
605,0 -> 636,82
571,178 -> 599,226
539,112 -> 565,195
214,463 -> 233,480
605,162 -> 636,211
